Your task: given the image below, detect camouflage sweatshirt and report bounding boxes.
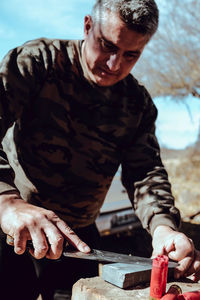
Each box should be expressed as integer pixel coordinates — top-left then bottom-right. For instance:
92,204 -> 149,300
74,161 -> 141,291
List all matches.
0,38 -> 180,234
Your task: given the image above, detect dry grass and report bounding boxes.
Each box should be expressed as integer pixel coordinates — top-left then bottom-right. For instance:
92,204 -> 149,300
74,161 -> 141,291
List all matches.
161,147 -> 200,223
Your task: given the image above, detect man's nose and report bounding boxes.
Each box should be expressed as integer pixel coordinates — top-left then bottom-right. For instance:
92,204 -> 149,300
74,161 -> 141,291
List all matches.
106,53 -> 121,72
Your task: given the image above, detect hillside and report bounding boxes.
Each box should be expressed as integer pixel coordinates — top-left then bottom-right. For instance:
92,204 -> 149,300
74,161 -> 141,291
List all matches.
161,145 -> 200,223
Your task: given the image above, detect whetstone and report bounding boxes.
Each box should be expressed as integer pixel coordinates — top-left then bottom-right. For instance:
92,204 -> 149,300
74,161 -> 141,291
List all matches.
102,262 -> 175,289
102,263 -> 152,288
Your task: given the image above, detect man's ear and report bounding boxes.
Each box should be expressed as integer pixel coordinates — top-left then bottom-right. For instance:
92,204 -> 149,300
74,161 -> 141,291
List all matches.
84,15 -> 93,37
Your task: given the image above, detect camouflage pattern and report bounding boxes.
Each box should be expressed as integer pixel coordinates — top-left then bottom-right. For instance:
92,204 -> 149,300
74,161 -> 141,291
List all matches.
0,38 -> 180,233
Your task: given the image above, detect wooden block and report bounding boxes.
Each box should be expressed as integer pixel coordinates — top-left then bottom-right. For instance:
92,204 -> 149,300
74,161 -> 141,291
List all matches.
72,277 -> 200,300
102,263 -> 152,288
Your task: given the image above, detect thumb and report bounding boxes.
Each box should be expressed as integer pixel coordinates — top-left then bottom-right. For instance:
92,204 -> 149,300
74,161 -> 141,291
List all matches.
168,250 -> 180,261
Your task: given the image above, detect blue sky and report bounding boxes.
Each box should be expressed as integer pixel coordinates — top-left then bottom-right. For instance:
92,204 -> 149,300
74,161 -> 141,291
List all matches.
0,0 -> 199,149
154,96 -> 200,149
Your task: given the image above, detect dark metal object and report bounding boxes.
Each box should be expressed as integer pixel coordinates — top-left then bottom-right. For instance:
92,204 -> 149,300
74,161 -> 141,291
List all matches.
6,235 -> 178,268
63,248 -> 178,268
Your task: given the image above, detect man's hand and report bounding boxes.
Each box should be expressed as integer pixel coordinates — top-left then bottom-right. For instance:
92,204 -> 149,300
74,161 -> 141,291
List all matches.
152,225 -> 200,281
0,191 -> 91,260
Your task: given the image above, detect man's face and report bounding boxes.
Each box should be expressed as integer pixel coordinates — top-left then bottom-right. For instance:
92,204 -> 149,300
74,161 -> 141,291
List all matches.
82,11 -> 149,87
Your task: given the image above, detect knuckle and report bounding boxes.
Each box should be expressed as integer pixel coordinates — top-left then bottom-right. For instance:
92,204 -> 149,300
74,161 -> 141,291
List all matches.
55,235 -> 64,245
46,210 -> 58,220
177,233 -> 194,248
177,232 -> 186,240
34,246 -> 48,258
26,219 -> 37,228
14,236 -> 22,246
64,225 -> 74,234
34,212 -> 47,222
45,239 -> 63,260
76,239 -> 83,247
15,224 -> 26,233
37,245 -> 48,254
51,235 -> 64,248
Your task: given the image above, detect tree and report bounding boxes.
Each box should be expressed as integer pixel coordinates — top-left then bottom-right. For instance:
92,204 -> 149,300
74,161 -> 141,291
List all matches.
133,0 -> 200,99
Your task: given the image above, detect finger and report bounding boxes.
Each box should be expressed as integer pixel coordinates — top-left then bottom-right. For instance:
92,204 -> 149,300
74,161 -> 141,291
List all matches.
190,270 -> 200,282
52,216 -> 90,253
164,239 -> 176,254
151,243 -> 166,258
151,250 -> 163,259
14,229 -> 31,255
28,229 -> 49,259
174,255 -> 194,279
43,226 -> 64,260
168,236 -> 194,261
184,250 -> 200,278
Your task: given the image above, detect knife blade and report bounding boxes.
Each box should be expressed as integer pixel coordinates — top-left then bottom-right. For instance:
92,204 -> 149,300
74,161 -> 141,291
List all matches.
63,248 -> 178,268
6,235 -> 178,268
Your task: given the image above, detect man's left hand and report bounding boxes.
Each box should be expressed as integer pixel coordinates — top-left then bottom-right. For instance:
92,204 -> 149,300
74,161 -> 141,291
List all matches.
152,225 -> 200,281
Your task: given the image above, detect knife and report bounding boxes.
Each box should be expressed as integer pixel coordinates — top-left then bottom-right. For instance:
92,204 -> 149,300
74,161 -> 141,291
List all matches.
63,248 -> 178,268
6,235 -> 178,268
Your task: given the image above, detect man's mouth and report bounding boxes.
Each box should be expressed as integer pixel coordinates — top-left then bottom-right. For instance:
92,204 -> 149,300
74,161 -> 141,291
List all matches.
98,67 -> 119,77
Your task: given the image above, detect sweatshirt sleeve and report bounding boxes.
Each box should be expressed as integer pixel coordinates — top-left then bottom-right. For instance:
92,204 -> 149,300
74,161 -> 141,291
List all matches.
0,39 -> 49,194
121,89 -> 181,236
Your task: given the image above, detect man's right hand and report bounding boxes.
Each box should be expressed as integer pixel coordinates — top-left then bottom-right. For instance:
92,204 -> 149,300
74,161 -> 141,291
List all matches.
0,191 -> 91,260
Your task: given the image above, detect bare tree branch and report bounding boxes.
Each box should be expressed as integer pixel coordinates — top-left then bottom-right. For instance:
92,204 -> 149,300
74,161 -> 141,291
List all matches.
133,0 -> 200,100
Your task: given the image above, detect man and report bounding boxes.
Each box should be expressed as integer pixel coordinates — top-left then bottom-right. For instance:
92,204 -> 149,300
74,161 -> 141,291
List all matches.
0,0 -> 199,299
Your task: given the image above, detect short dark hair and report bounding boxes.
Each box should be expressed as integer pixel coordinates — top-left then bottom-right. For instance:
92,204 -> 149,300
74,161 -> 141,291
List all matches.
91,0 -> 159,38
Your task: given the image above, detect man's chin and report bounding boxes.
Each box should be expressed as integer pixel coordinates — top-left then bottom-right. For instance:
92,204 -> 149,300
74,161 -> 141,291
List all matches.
93,75 -> 119,87
86,68 -> 121,86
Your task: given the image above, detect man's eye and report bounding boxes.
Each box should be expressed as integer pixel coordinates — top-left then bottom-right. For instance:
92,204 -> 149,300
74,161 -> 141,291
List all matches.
100,39 -> 115,51
125,52 -> 139,61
